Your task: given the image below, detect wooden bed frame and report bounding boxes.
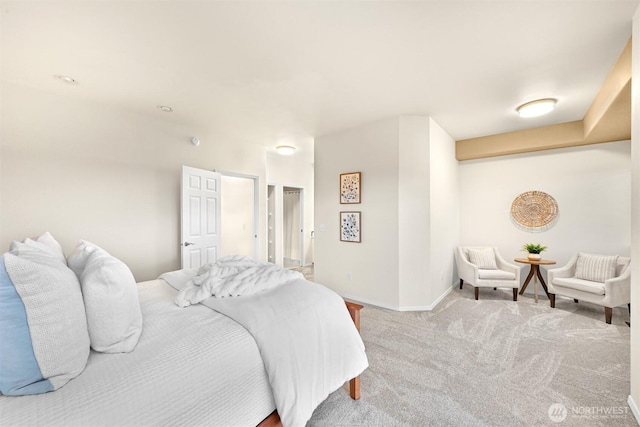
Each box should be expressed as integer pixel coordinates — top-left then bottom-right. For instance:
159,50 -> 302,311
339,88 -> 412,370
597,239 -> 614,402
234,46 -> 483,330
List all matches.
257,301 -> 364,427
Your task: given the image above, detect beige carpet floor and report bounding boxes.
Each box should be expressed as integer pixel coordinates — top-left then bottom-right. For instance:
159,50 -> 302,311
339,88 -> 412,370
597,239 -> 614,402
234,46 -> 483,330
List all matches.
308,286 -> 634,426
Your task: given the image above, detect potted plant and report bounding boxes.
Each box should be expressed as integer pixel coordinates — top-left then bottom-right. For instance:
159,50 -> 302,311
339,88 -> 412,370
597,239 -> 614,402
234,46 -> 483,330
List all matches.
522,243 -> 547,260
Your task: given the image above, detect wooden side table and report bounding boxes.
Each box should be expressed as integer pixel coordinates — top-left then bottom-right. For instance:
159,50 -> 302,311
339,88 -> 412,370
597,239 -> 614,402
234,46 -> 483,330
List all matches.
514,258 -> 556,303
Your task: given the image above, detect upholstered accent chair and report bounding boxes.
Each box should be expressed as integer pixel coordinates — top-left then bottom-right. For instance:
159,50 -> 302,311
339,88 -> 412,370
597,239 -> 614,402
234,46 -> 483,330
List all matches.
455,247 -> 521,301
547,253 -> 631,324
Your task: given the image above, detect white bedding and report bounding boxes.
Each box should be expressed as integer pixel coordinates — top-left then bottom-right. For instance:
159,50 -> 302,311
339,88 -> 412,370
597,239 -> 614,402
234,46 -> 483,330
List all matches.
162,266 -> 369,427
0,280 -> 275,427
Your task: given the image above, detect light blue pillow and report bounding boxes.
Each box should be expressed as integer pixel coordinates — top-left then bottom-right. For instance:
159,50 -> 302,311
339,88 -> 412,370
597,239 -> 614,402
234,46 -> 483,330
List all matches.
0,257 -> 54,395
0,249 -> 89,396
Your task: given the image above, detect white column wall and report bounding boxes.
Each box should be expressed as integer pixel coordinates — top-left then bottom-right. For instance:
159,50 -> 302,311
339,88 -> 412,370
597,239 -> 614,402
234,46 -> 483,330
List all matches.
428,118 -> 460,303
398,117 -> 431,308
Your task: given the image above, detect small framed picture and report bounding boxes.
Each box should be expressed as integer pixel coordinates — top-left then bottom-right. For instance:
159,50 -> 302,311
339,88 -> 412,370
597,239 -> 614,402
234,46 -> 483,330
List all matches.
340,211 -> 361,243
340,172 -> 361,204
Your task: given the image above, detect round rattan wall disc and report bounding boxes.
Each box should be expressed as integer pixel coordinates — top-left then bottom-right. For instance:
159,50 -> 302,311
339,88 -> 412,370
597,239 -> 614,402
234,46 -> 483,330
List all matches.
510,190 -> 559,232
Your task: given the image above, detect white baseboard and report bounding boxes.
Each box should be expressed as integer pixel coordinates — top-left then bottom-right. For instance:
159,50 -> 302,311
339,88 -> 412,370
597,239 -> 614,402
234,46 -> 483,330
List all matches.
629,395 -> 640,424
341,282 -> 455,312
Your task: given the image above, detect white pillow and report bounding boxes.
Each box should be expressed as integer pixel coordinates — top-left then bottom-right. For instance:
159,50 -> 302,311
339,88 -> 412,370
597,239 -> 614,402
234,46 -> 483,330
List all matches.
35,232 -> 66,264
575,253 -> 618,283
10,238 -> 66,266
67,240 -> 101,278
2,248 -> 89,394
80,249 -> 142,353
468,248 -> 498,269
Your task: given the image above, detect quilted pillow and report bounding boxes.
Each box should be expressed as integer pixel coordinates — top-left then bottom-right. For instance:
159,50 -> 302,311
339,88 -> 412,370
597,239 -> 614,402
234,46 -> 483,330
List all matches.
468,248 -> 497,269
0,250 -> 89,396
575,253 -> 618,283
10,238 -> 66,266
80,248 -> 142,353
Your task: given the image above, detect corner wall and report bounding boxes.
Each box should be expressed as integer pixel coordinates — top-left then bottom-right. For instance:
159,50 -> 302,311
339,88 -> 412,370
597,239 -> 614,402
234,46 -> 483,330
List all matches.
315,115 -> 459,310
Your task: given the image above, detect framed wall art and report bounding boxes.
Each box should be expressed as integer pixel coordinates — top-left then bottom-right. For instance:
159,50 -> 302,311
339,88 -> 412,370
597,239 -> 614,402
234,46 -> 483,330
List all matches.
340,172 -> 361,204
340,211 -> 361,243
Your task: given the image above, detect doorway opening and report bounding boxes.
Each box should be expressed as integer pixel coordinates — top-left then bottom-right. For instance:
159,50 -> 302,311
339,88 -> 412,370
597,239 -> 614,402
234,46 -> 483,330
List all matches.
219,172 -> 259,260
283,186 -> 304,269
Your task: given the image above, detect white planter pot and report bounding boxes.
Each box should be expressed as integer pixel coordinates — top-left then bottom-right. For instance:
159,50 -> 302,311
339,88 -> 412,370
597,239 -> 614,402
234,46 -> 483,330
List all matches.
527,253 -> 542,260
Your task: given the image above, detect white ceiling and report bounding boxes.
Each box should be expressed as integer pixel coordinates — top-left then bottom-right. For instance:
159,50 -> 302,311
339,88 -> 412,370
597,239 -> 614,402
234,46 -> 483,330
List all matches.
2,1 -> 639,147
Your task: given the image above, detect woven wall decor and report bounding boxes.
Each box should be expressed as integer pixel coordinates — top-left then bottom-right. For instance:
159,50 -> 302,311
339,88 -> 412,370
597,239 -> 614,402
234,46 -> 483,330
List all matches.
510,190 -> 559,233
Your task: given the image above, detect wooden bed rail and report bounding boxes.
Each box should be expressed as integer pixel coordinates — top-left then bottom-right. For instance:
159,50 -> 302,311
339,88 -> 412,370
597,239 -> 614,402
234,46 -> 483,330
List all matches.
257,300 -> 364,427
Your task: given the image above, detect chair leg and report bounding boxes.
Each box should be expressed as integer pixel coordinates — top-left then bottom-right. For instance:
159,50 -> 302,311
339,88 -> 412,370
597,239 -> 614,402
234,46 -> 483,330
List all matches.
460,279 -> 463,289
513,288 -> 518,301
474,287 -> 479,300
549,293 -> 555,308
605,307 -> 612,324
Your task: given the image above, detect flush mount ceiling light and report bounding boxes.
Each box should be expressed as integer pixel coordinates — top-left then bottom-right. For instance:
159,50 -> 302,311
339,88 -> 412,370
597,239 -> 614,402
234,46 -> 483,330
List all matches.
516,98 -> 557,118
53,74 -> 77,85
156,105 -> 173,113
276,145 -> 296,155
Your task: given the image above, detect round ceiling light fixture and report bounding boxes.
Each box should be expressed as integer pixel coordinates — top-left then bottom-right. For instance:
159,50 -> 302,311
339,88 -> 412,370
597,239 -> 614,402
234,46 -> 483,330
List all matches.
276,145 -> 296,155
516,98 -> 556,118
156,105 -> 173,113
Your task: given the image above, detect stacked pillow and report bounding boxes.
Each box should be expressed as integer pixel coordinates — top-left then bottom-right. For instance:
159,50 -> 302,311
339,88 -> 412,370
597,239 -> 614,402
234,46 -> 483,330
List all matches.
68,240 -> 142,354
0,233 -> 142,396
0,235 -> 89,396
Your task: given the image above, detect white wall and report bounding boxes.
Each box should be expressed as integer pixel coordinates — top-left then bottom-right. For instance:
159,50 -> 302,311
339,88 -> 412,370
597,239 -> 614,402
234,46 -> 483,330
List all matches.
629,5 -> 640,422
428,118 -> 460,303
315,118 -> 401,308
266,139 -> 314,266
459,140 -> 631,285
0,82 -> 310,281
398,117 -> 431,307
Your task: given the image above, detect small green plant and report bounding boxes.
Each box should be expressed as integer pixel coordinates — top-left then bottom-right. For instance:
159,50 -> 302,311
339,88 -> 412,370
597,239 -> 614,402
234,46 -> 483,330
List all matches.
522,243 -> 547,254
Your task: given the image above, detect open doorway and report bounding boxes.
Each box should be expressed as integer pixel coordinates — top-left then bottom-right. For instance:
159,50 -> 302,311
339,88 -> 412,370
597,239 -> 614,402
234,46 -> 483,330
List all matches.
283,186 -> 303,269
220,173 -> 259,260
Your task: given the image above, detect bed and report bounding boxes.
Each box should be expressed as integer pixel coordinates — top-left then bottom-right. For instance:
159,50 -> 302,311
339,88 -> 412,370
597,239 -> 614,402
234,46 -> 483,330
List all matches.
0,238 -> 368,427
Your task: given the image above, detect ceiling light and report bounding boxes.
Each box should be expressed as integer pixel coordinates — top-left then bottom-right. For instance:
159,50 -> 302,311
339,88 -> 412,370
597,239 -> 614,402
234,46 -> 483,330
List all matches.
53,75 -> 77,85
276,145 -> 296,155
516,98 -> 556,118
157,105 -> 173,113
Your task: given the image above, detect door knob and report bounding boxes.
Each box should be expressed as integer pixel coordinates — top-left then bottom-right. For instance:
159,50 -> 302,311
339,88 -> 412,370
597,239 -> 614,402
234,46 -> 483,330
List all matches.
182,242 -> 195,246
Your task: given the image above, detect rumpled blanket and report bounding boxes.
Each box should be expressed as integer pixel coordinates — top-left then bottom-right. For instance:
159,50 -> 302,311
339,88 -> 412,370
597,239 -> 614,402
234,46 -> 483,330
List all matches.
175,255 -> 303,307
160,266 -> 368,427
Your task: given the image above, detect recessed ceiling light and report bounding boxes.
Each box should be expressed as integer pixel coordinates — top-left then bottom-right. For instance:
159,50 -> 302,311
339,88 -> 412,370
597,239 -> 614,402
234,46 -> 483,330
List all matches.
53,75 -> 77,85
276,145 -> 296,155
516,98 -> 556,118
156,105 -> 173,113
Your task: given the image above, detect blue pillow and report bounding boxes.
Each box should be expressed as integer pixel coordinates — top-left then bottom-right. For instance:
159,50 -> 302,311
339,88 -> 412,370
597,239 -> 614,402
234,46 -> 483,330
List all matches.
0,257 -> 54,395
0,249 -> 89,396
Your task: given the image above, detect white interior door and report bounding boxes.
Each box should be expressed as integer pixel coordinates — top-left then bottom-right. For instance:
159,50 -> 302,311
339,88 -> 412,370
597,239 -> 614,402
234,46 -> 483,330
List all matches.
181,166 -> 221,269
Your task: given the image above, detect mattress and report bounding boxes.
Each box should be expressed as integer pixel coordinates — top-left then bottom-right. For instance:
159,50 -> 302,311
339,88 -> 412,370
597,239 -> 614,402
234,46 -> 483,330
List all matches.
0,279 -> 276,427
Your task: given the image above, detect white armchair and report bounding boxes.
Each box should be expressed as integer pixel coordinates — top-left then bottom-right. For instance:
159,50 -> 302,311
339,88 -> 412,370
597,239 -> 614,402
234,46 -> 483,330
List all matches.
455,247 -> 521,301
547,253 -> 631,324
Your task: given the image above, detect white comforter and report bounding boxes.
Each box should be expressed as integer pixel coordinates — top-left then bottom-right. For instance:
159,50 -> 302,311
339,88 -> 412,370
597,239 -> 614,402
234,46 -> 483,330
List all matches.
160,262 -> 368,427
175,255 -> 303,305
